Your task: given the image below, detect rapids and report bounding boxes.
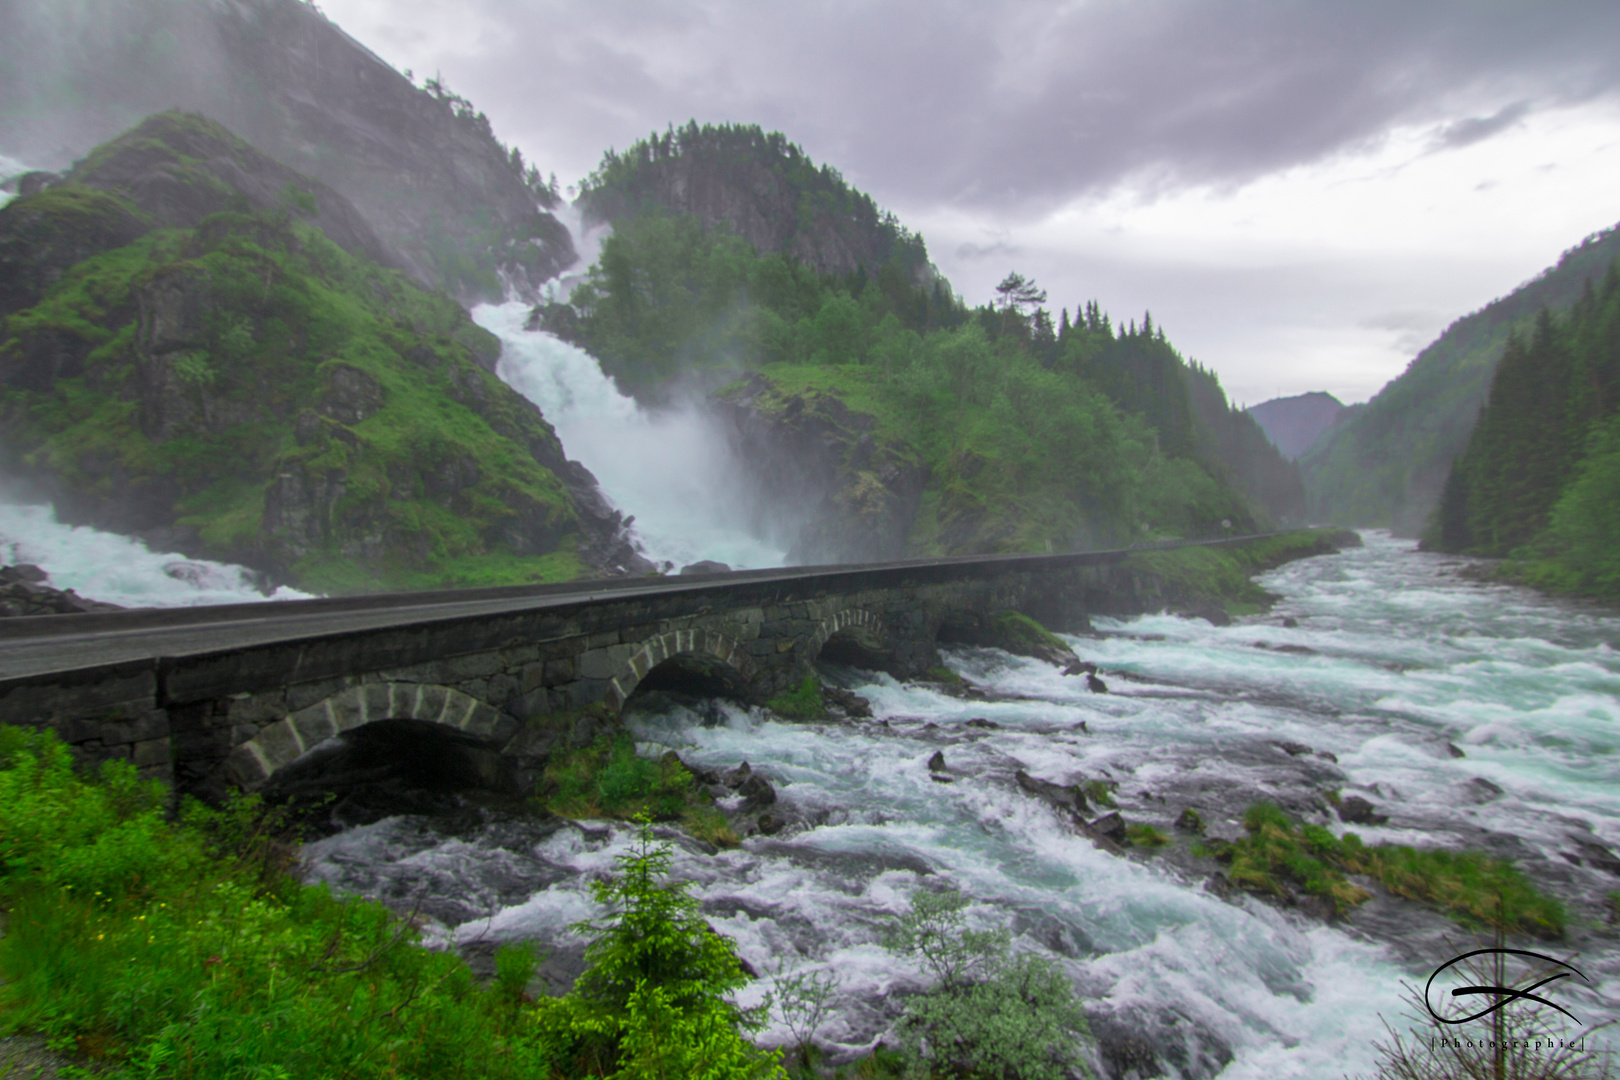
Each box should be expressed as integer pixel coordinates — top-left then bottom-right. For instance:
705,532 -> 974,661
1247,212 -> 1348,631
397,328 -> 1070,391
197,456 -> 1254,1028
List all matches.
301,533 -> 1620,1078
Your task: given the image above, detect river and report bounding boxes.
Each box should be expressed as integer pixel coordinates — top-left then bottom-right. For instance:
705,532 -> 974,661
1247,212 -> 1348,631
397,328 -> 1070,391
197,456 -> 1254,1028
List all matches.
301,531 -> 1620,1078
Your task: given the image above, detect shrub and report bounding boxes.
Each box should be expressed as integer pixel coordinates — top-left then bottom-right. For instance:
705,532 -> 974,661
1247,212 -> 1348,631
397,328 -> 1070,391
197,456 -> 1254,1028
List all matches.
540,733 -> 697,822
882,885 -> 1093,1080
536,817 -> 784,1078
766,677 -> 827,721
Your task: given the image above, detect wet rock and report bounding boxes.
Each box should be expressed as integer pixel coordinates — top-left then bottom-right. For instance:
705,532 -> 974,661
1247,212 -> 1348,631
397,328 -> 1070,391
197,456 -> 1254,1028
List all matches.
722,761 -> 753,788
1281,616 -> 1299,628
1087,673 -> 1109,694
1461,776 -> 1504,803
1015,770 -> 1091,816
1336,795 -> 1389,826
1090,812 -> 1128,847
679,560 -> 731,575
1572,839 -> 1620,877
757,813 -> 785,836
1273,644 -> 1316,655
965,717 -> 999,729
0,567 -> 124,616
0,564 -> 48,584
1175,808 -> 1205,834
926,750 -> 948,773
1204,871 -> 1234,900
735,772 -> 776,811
823,686 -> 873,718
1272,740 -> 1312,757
1295,894 -> 1336,922
1062,658 -> 1098,676
1174,599 -> 1231,627
1446,742 -> 1467,758
1315,750 -> 1339,763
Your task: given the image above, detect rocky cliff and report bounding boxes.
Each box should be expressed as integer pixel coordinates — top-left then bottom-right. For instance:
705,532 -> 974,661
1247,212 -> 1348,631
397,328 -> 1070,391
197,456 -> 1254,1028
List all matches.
1246,391 -> 1345,460
1,0 -> 571,302
714,374 -> 928,564
0,114 -> 645,593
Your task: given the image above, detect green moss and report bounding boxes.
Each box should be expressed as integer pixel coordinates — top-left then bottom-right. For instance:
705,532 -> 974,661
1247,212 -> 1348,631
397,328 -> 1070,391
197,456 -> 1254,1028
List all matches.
1126,824 -> 1169,848
991,610 -> 1069,654
766,676 -> 827,721
534,731 -> 735,846
1227,802 -> 1565,934
924,666 -> 964,685
1082,779 -> 1117,810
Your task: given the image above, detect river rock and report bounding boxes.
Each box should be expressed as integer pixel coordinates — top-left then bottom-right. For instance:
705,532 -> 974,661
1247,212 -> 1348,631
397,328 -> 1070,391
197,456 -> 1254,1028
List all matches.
679,560 -> 731,575
0,567 -> 124,617
1336,795 -> 1388,826
926,751 -> 948,773
1272,740 -> 1313,757
1086,673 -> 1109,694
1295,894 -> 1336,922
1572,838 -> 1620,876
1174,599 -> 1232,626
1175,807 -> 1206,834
823,686 -> 873,718
1090,812 -> 1128,846
1014,769 -> 1090,816
736,772 -> 777,810
965,717 -> 999,729
1460,776 -> 1504,803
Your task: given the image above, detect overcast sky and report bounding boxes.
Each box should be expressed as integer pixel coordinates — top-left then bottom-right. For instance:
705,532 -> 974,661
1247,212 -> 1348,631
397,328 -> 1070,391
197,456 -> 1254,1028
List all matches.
319,0 -> 1620,406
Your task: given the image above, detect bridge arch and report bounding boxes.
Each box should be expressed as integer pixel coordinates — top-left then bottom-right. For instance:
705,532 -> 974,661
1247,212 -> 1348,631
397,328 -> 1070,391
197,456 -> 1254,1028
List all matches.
808,607 -> 890,663
606,628 -> 754,711
223,681 -> 512,790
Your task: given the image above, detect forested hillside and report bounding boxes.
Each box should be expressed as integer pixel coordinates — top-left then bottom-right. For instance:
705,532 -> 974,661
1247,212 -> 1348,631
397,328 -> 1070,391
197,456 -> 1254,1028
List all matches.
0,113 -> 641,593
539,179 -> 1304,559
1427,261 -> 1620,597
1302,224 -> 1620,534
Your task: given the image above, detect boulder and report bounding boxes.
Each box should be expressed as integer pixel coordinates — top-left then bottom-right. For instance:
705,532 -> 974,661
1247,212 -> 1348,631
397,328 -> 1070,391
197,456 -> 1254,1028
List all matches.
1336,795 -> 1388,826
926,750 -> 948,773
679,560 -> 732,575
823,686 -> 873,718
1089,812 -> 1128,846
1175,808 -> 1205,834
1014,769 -> 1090,816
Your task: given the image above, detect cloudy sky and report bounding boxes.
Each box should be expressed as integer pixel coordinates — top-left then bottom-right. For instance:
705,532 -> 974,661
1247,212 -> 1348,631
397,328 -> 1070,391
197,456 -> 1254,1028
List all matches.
318,0 -> 1620,406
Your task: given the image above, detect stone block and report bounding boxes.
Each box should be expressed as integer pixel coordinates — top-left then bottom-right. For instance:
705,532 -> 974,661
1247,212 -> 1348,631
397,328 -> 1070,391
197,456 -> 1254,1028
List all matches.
776,640 -> 796,653
254,719 -> 307,768
443,651 -> 503,682
543,657 -> 575,685
576,643 -> 635,680
290,704 -> 339,747
484,672 -> 519,707
230,723 -> 264,747
586,630 -> 620,649
224,742 -> 271,787
227,692 -> 287,726
286,678 -> 350,713
131,738 -> 170,768
460,703 -> 504,739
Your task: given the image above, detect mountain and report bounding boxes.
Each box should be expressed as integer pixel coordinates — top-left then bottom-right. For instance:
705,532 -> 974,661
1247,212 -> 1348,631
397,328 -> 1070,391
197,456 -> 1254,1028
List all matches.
578,122 -> 936,286
1301,223 -> 1620,534
0,112 -> 644,592
1246,391 -> 1345,460
1427,263 -> 1620,597
0,0 -> 571,302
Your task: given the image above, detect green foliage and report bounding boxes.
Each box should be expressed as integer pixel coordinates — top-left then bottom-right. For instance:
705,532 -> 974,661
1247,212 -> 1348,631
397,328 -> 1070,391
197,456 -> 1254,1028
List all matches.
537,818 -> 784,1078
990,612 -> 1069,656
539,733 -> 699,824
1122,529 -> 1349,614
765,677 -> 827,722
0,725 -> 562,1079
880,886 -> 1092,1080
1226,803 -> 1565,935
1081,780 -> 1117,811
1428,261 -> 1620,599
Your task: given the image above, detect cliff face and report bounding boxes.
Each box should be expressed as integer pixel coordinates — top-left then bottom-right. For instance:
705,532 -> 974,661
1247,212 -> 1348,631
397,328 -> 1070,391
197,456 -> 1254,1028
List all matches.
0,114 -> 644,592
714,375 -> 928,564
1,0 -> 572,303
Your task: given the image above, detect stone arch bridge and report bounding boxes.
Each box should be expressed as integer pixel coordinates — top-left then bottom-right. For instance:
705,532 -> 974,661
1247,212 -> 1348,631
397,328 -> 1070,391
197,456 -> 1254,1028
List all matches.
0,535 -> 1328,799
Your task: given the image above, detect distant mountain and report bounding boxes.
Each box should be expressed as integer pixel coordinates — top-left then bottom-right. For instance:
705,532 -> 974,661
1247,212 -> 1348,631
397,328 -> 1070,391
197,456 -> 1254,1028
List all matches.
1302,223 -> 1620,534
1247,392 -> 1346,459
0,0 -> 571,302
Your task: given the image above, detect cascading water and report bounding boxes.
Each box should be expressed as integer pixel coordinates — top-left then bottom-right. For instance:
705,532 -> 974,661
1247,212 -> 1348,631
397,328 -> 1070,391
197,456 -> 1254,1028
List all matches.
302,533 -> 1620,1078
0,500 -> 315,607
472,203 -> 791,571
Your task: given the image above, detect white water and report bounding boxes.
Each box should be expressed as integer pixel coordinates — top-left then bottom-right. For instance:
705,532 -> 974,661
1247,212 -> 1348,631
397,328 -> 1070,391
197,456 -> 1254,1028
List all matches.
471,206 -> 789,571
0,501 -> 314,607
301,533 -> 1620,1077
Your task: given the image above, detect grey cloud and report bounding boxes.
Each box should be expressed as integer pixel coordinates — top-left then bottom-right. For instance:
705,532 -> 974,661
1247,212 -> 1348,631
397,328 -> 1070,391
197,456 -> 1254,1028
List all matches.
955,239 -> 1022,261
388,0 -> 1620,223
1431,100 -> 1532,150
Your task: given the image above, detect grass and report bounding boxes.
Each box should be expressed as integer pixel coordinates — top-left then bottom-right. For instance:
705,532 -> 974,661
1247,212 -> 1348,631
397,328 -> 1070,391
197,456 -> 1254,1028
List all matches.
536,729 -> 739,847
1126,824 -> 1169,848
1124,528 -> 1356,614
1082,779 -> 1117,810
990,610 -> 1070,655
765,676 -> 827,721
1221,802 -> 1565,935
